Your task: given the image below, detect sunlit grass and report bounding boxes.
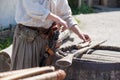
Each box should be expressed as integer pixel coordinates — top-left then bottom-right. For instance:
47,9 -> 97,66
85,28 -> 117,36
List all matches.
0,37 -> 13,51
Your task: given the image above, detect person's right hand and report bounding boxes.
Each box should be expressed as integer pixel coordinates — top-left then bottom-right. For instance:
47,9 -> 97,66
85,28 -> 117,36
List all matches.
56,18 -> 68,32
47,13 -> 68,31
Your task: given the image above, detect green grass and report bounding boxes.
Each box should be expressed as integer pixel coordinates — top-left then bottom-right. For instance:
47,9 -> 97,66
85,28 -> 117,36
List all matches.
72,3 -> 94,15
74,17 -> 81,24
0,37 -> 13,51
68,0 -> 94,15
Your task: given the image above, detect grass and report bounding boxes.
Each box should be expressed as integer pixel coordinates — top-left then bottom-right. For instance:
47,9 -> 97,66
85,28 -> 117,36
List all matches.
68,0 -> 94,15
74,17 -> 81,24
0,37 -> 13,51
72,3 -> 94,15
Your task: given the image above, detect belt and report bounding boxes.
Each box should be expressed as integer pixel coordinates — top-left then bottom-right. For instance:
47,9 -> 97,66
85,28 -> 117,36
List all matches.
18,24 -> 49,34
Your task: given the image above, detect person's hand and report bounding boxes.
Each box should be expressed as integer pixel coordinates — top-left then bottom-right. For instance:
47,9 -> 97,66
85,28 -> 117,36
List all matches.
47,13 -> 68,32
56,18 -> 68,32
82,34 -> 91,42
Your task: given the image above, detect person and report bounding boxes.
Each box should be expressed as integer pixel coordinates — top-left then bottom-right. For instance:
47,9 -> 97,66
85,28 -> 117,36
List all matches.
11,0 -> 91,70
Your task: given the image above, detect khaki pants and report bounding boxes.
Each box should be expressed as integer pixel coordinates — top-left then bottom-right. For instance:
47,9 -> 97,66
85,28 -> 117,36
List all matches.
11,25 -> 49,70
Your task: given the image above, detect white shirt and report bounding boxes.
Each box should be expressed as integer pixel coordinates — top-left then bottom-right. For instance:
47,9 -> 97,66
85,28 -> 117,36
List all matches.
15,0 -> 77,28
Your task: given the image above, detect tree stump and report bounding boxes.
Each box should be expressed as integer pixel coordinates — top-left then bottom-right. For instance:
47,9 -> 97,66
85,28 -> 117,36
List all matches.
0,45 -> 12,72
57,50 -> 120,80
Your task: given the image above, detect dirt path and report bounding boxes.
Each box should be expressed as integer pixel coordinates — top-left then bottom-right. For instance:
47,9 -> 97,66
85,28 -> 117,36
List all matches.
72,8 -> 120,47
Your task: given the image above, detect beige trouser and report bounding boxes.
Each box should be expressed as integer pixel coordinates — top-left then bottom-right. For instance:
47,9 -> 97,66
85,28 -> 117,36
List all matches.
11,25 -> 49,70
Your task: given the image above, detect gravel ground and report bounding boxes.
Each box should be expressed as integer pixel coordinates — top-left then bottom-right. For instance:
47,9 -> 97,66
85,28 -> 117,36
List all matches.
71,7 -> 120,47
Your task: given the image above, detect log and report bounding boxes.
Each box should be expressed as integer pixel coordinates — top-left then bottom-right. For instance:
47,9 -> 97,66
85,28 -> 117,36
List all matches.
0,45 -> 12,72
0,45 -> 12,58
55,50 -> 120,80
0,66 -> 66,80
0,66 -> 55,80
0,66 -> 55,78
22,70 -> 66,80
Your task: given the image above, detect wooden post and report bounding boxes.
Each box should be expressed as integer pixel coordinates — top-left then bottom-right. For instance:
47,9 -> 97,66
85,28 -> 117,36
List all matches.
78,0 -> 82,7
102,0 -> 108,6
88,0 -> 93,7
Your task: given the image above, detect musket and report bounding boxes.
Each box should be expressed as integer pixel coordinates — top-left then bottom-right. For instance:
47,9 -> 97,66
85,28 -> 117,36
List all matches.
56,40 -> 107,67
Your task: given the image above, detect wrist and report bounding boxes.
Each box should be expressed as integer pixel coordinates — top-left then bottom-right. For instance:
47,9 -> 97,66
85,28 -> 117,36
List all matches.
47,13 -> 61,23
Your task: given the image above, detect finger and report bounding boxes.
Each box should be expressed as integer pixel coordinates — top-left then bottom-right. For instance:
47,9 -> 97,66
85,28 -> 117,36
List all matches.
61,27 -> 67,32
60,24 -> 67,32
56,23 -> 61,30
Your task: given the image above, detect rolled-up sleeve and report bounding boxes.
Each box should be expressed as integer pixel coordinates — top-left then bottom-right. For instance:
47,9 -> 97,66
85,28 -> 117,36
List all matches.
56,0 -> 77,28
23,0 -> 50,22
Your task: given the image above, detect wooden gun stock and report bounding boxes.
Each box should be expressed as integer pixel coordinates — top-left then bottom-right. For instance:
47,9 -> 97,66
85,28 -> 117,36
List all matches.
56,40 -> 107,67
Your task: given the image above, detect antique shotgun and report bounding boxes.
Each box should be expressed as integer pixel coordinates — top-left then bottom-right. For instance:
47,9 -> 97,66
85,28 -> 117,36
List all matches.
56,40 -> 107,67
